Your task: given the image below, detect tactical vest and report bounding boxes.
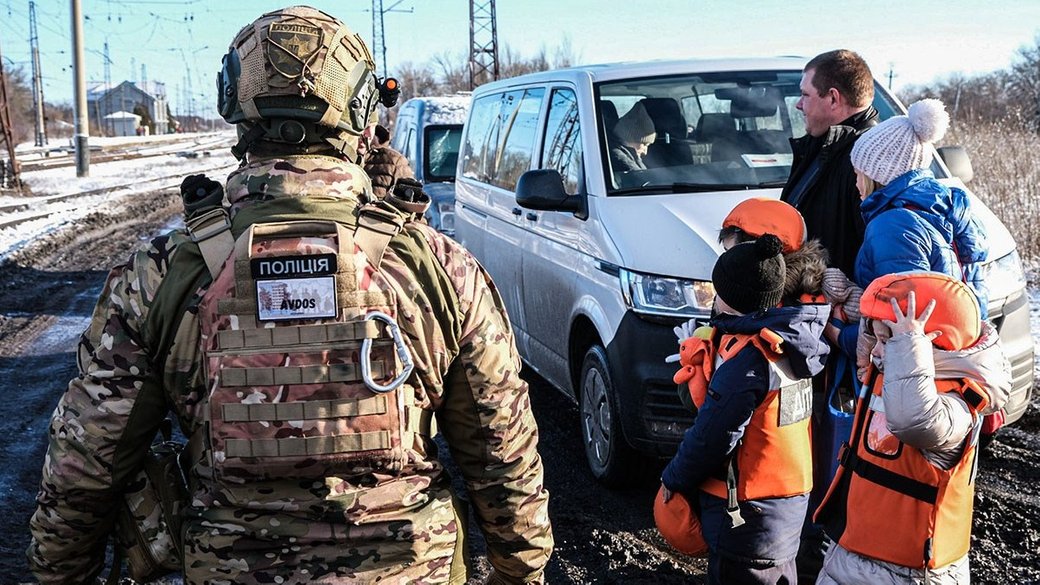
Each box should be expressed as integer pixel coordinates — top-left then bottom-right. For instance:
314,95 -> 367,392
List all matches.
190,191 -> 431,482
699,330 -> 814,524
114,181 -> 434,581
814,371 -> 988,569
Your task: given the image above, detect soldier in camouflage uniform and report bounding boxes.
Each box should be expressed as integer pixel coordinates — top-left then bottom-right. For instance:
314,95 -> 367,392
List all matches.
27,6 -> 553,584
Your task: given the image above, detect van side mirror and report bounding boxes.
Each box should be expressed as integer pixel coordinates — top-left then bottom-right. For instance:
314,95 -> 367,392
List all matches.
937,146 -> 974,184
516,169 -> 587,219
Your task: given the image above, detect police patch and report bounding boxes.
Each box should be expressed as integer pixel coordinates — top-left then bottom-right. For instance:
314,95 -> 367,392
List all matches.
266,20 -> 323,80
251,253 -> 336,279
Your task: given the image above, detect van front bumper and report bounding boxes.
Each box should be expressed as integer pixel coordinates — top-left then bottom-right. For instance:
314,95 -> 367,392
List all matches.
603,311 -> 698,456
989,289 -> 1034,425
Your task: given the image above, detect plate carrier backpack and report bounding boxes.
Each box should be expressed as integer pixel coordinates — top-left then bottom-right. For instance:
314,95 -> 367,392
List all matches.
195,191 -> 428,482
113,178 -> 433,581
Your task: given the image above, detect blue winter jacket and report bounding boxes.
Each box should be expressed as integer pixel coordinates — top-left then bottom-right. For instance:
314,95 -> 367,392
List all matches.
854,169 -> 989,313
662,304 -> 830,564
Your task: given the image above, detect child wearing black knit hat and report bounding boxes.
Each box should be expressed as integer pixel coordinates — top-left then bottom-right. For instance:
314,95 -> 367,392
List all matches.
712,234 -> 787,315
658,233 -> 831,584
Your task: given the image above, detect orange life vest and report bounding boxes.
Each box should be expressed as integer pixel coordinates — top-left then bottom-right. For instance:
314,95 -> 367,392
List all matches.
700,330 -> 814,503
814,371 -> 989,569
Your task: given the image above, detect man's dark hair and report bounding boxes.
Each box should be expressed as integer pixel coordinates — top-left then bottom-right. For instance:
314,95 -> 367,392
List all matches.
374,124 -> 391,144
805,49 -> 874,109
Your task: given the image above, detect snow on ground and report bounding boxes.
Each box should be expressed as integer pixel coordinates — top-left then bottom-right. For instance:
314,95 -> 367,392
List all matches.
0,131 -> 238,261
13,130 -> 232,157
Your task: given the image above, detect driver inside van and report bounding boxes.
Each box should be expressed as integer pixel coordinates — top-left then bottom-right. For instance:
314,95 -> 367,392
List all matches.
609,102 -> 657,172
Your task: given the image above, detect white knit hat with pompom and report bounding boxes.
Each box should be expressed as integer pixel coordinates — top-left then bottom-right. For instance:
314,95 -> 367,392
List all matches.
850,98 -> 950,185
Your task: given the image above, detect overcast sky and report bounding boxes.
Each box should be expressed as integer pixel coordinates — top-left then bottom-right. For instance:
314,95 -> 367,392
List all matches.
2,0 -> 1038,116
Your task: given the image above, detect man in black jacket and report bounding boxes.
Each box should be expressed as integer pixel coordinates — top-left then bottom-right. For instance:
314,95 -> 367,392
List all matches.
782,50 -> 878,276
782,49 -> 878,585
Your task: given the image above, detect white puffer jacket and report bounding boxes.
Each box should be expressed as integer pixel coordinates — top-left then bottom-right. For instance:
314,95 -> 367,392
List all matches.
817,322 -> 1010,585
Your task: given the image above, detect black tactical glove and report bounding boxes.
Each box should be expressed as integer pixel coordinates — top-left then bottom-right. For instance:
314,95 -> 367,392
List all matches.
391,177 -> 428,204
180,174 -> 225,218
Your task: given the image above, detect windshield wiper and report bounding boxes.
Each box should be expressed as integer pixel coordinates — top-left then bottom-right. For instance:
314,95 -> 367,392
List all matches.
756,179 -> 789,188
671,182 -> 750,192
611,182 -> 750,196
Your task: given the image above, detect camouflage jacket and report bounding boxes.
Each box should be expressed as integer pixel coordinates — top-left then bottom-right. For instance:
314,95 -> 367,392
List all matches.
27,155 -> 553,585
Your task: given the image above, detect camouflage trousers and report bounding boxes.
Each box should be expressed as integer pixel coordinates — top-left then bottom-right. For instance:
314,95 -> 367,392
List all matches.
182,483 -> 468,584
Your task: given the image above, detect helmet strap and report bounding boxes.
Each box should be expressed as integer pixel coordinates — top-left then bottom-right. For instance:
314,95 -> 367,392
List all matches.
232,124 -> 267,160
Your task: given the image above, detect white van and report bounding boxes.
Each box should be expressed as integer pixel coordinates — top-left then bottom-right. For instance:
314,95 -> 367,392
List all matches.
391,94 -> 471,236
454,58 -> 1033,485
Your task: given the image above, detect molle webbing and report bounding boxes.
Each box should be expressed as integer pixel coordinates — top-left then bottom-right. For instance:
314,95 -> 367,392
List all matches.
220,360 -> 388,386
217,320 -> 385,349
225,431 -> 391,458
222,394 -> 389,421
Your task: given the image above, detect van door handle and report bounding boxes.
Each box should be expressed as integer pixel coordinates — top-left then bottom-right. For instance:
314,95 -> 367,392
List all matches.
526,212 -> 538,221
512,207 -> 522,216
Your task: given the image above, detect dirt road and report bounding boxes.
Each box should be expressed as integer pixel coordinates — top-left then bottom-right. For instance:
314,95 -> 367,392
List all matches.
0,188 -> 1037,584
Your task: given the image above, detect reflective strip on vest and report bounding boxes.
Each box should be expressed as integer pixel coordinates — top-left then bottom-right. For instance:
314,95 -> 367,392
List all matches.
217,320 -> 386,349
219,361 -> 387,387
222,394 -> 389,422
225,430 -> 391,457
833,375 -> 976,569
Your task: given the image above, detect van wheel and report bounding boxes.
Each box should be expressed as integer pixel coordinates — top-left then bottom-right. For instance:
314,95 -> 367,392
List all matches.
579,345 -> 642,487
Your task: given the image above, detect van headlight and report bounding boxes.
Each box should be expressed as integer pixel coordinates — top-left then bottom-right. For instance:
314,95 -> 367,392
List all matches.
984,250 -> 1026,295
620,268 -> 715,317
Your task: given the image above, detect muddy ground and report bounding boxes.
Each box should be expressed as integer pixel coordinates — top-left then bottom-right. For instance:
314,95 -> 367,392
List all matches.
0,188 -> 1037,584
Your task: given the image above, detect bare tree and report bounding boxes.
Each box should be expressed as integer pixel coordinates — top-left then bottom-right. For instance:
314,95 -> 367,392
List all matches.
432,51 -> 469,94
395,61 -> 440,106
3,65 -> 34,145
900,71 -> 1014,129
1009,34 -> 1040,132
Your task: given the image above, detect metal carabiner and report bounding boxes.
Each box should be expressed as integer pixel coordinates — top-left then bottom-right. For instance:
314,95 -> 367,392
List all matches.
361,311 -> 415,394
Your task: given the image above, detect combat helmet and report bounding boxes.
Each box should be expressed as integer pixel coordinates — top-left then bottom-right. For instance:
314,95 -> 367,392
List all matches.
217,6 -> 398,160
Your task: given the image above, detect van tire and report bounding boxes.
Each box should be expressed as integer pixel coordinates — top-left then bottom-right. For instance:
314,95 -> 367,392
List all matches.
579,345 -> 642,487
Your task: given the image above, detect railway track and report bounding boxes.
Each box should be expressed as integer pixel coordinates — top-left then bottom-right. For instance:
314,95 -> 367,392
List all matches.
17,134 -> 235,173
0,160 -> 239,231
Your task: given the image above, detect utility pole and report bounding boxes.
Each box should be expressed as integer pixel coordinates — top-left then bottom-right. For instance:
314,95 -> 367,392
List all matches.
186,66 -> 194,132
103,41 -> 112,136
370,0 -> 412,78
0,35 -> 22,189
371,0 -> 385,77
72,0 -> 89,176
886,63 -> 897,91
29,1 -> 48,147
469,0 -> 499,89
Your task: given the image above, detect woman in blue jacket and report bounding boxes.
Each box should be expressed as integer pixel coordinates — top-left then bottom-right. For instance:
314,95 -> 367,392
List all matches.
824,99 -> 988,362
851,98 -> 987,302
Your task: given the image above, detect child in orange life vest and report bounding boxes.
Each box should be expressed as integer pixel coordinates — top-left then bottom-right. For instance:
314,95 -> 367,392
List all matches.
814,272 -> 1010,585
660,234 -> 830,585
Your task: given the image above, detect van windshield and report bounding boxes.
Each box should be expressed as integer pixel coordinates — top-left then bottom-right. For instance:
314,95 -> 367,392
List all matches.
597,70 -> 910,195
424,125 -> 463,181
